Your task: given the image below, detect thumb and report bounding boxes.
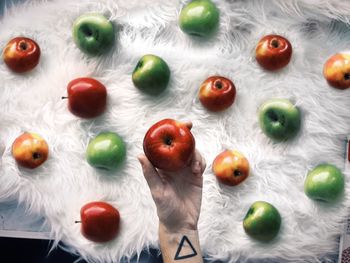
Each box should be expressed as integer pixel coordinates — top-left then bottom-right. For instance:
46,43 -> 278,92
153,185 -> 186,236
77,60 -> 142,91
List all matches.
183,121 -> 193,130
138,154 -> 163,191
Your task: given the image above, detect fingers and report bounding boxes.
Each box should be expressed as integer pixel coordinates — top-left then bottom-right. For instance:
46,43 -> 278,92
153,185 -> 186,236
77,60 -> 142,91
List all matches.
201,154 -> 207,173
191,149 -> 206,175
138,154 -> 163,190
183,121 -> 193,130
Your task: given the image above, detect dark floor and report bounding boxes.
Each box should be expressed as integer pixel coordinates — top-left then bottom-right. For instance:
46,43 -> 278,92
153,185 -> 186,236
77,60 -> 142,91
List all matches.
0,237 -> 164,263
0,236 -> 339,263
0,237 -> 83,263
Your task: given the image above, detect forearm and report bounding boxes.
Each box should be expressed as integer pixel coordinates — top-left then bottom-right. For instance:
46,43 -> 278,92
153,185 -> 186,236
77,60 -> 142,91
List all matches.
159,223 -> 203,263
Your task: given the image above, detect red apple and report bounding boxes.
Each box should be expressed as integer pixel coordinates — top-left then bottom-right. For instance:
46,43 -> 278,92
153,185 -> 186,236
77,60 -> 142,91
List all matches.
3,37 -> 41,73
255,34 -> 292,71
143,119 -> 195,171
323,53 -> 350,89
63,77 -> 107,118
212,150 -> 249,186
199,76 -> 236,112
12,132 -> 49,169
78,201 -> 120,243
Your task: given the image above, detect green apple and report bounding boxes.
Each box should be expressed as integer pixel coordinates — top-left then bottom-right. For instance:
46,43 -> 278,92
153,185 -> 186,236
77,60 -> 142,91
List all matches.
132,54 -> 170,95
86,132 -> 126,171
179,0 -> 219,37
259,98 -> 301,141
243,201 -> 281,242
304,164 -> 344,202
73,13 -> 114,55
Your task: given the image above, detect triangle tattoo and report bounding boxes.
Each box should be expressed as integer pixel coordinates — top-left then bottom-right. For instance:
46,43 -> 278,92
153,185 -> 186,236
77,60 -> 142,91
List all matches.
174,235 -> 198,260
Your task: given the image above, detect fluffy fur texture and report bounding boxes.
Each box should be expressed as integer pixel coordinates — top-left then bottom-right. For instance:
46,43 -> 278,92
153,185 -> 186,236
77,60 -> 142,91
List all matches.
1,0 -> 350,262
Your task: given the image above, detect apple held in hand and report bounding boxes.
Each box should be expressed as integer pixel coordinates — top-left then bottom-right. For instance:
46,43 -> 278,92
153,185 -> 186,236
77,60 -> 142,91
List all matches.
86,132 -> 126,171
3,37 -> 40,73
132,54 -> 170,95
143,119 -> 195,171
63,77 -> 107,118
304,164 -> 344,202
259,98 -> 301,141
243,201 -> 281,242
212,150 -> 249,186
12,132 -> 49,169
78,201 -> 120,243
255,34 -> 292,71
73,13 -> 114,55
199,76 -> 236,112
179,0 -> 219,37
323,53 -> 350,89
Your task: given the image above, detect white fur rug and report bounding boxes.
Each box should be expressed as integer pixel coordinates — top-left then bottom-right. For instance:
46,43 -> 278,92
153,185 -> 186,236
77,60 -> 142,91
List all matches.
1,0 -> 350,262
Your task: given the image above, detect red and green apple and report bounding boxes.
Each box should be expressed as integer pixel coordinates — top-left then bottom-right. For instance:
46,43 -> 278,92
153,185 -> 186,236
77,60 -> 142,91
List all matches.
255,34 -> 292,71
199,76 -> 236,112
3,37 -> 41,73
212,150 -> 249,186
12,132 -> 49,169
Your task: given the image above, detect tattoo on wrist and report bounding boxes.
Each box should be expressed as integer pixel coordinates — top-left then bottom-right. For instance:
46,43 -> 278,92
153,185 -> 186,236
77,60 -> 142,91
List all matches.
174,235 -> 198,260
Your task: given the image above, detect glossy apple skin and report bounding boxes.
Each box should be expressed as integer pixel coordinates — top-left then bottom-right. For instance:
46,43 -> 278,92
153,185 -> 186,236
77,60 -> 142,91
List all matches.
323,53 -> 350,89
12,133 -> 49,169
255,35 -> 292,71
73,13 -> 114,55
66,77 -> 107,118
86,132 -> 126,171
143,119 -> 195,171
3,37 -> 40,73
132,54 -> 170,95
259,98 -> 301,141
199,76 -> 236,112
243,201 -> 281,242
179,0 -> 219,37
304,164 -> 344,202
212,150 -> 249,186
80,201 -> 120,243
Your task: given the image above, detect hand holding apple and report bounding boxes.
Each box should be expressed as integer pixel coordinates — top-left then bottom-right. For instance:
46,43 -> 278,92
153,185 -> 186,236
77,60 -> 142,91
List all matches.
86,132 -> 126,171
179,0 -> 219,37
323,53 -> 350,89
12,132 -> 49,169
255,34 -> 292,71
138,148 -> 206,233
304,164 -> 344,202
132,54 -> 170,95
259,98 -> 301,141
78,201 -> 120,243
143,119 -> 195,171
3,37 -> 41,73
243,201 -> 281,242
212,150 -> 249,186
199,76 -> 236,112
73,13 -> 114,55
63,77 -> 107,118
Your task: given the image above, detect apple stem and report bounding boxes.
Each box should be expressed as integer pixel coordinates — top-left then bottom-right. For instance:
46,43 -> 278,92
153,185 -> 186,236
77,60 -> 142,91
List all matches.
61,96 -> 68,100
75,220 -> 81,224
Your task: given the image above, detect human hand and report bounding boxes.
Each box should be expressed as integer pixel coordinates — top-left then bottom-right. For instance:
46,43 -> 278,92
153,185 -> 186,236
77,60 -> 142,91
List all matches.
138,122 -> 206,233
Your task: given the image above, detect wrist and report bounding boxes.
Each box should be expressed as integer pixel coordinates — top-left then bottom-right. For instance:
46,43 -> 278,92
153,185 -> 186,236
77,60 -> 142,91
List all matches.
158,223 -> 203,263
159,222 -> 198,236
